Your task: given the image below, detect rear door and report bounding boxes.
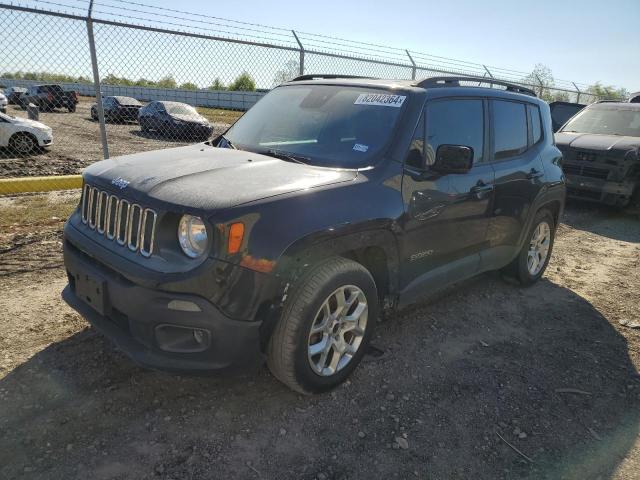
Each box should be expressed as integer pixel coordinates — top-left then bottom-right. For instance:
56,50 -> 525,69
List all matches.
400,97 -> 494,290
484,99 -> 546,268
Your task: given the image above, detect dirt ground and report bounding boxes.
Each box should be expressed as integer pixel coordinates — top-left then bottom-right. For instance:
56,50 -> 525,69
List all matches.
0,99 -> 238,178
0,198 -> 639,480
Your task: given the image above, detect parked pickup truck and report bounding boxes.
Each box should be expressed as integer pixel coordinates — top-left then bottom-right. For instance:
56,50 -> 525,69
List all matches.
62,75 -> 565,393
555,101 -> 640,207
19,84 -> 79,112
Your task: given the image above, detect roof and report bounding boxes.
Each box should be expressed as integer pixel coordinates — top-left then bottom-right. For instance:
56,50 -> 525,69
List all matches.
284,74 -> 538,100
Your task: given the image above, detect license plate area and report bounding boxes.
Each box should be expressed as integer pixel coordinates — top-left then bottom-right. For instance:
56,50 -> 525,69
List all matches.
74,270 -> 108,315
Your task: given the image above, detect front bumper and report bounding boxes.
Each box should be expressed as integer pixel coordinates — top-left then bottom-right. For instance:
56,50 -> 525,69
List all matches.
565,174 -> 636,205
36,134 -> 53,147
62,232 -> 267,373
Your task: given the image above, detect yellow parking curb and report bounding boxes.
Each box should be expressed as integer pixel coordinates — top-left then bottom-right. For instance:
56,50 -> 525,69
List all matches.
0,175 -> 83,195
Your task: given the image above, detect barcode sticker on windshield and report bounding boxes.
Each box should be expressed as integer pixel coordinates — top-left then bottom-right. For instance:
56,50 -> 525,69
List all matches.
354,93 -> 406,108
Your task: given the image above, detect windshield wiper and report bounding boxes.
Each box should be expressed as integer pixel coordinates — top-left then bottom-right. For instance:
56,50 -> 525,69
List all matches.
265,148 -> 310,165
219,134 -> 236,149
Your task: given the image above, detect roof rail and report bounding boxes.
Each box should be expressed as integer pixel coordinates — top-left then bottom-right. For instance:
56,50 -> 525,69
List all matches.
417,76 -> 537,97
290,74 -> 377,82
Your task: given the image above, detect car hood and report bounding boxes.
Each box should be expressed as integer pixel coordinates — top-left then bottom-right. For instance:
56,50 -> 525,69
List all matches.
10,116 -> 50,131
83,143 -> 358,210
555,132 -> 640,155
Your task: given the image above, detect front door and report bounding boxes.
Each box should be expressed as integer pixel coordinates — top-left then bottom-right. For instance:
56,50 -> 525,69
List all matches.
400,97 -> 494,292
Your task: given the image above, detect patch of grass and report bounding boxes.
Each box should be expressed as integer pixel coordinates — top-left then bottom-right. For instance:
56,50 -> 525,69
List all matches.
0,192 -> 79,228
196,107 -> 244,125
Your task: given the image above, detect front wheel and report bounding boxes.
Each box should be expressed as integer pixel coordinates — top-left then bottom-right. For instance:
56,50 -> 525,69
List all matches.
502,209 -> 556,285
267,257 -> 378,394
9,132 -> 37,156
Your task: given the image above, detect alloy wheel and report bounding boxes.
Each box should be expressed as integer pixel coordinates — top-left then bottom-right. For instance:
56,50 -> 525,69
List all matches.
307,285 -> 368,377
527,221 -> 551,276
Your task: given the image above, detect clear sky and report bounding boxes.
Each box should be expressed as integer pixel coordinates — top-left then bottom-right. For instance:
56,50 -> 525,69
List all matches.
149,0 -> 639,91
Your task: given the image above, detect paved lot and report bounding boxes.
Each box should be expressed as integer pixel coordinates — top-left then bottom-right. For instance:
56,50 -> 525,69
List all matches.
0,200 -> 639,480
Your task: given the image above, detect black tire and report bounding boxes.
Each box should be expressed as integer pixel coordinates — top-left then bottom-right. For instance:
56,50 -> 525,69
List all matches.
267,257 -> 378,394
68,103 -> 76,113
90,107 -> 98,121
8,132 -> 37,156
502,209 -> 556,286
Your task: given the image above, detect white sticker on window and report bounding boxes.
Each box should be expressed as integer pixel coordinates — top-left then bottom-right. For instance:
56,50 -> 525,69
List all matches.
353,143 -> 369,152
354,93 -> 406,108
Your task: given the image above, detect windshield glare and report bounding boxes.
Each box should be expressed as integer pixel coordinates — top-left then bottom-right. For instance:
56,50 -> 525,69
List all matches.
165,103 -> 198,116
561,106 -> 640,137
224,85 -> 406,168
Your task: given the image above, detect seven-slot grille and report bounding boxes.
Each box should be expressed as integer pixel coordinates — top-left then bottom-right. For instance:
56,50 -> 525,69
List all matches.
81,184 -> 157,257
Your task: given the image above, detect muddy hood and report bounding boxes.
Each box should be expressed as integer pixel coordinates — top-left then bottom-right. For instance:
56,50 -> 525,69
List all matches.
555,132 -> 640,157
83,143 -> 357,210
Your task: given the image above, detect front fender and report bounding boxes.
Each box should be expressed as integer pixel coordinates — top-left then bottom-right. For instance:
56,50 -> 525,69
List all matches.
274,223 -> 401,293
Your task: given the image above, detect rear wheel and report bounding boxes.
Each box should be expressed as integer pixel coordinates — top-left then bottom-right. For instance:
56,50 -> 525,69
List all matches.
68,103 -> 76,113
267,257 -> 377,394
502,209 -> 555,286
9,132 -> 37,156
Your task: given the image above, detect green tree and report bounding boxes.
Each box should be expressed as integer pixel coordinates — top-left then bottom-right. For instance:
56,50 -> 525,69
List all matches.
156,75 -> 177,89
272,60 -> 300,87
179,82 -> 199,90
522,64 -> 555,102
208,78 -> 226,90
586,82 -> 629,102
228,72 -> 256,92
552,91 -> 570,102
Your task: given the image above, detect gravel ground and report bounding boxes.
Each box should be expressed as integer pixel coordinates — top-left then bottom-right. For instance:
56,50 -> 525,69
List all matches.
0,99 -> 232,178
0,201 -> 639,480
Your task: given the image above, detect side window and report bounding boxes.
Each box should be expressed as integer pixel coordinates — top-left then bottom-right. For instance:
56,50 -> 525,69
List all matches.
425,99 -> 484,166
404,113 -> 425,169
493,100 -> 528,160
528,104 -> 543,145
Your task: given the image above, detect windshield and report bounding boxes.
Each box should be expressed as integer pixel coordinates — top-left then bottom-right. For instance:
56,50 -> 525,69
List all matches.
115,96 -> 141,106
224,85 -> 407,168
561,105 -> 640,137
165,103 -> 199,116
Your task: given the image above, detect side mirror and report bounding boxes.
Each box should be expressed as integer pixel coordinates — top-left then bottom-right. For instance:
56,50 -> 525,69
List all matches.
432,144 -> 474,174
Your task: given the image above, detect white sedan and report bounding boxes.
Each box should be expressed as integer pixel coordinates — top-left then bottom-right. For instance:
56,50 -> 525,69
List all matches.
0,92 -> 7,113
0,112 -> 53,155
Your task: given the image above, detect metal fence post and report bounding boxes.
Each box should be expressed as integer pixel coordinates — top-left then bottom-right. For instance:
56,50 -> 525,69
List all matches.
292,30 -> 304,76
406,50 -> 416,80
572,82 -> 582,104
483,65 -> 494,88
87,0 -> 109,159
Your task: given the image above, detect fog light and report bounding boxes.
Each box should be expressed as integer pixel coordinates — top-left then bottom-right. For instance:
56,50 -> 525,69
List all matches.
193,329 -> 205,344
155,324 -> 211,353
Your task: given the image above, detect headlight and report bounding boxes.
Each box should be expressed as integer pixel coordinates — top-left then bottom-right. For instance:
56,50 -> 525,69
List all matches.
178,215 -> 208,258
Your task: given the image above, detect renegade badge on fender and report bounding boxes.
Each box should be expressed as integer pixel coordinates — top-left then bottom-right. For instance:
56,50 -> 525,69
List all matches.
62,75 -> 565,394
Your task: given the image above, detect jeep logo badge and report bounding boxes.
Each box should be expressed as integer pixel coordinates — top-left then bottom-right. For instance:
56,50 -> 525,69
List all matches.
111,177 -> 129,189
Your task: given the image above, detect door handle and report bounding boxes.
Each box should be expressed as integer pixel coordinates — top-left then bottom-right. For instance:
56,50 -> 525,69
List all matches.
526,168 -> 544,180
469,182 -> 494,199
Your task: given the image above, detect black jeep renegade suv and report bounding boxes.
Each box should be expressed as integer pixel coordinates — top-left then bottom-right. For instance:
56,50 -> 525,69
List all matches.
62,75 -> 565,393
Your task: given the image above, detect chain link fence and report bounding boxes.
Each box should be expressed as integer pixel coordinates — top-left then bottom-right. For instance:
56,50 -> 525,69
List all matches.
0,1 -> 624,195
